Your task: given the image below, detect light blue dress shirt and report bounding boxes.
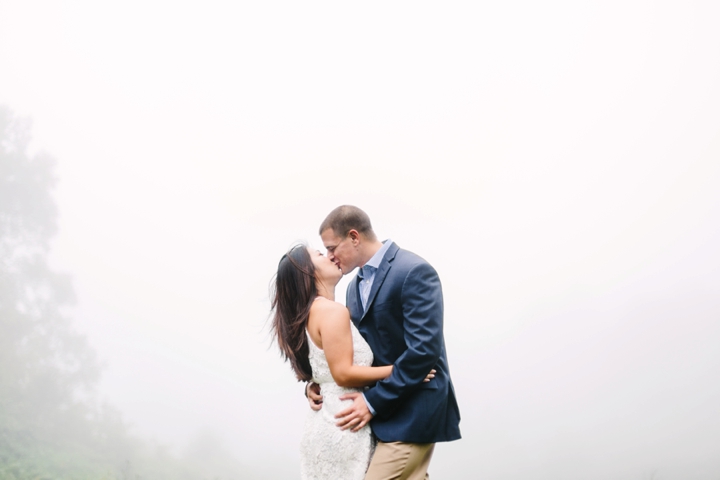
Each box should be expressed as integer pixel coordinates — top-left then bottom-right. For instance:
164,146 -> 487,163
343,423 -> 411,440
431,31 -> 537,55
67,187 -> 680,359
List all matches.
357,239 -> 393,416
357,239 -> 393,312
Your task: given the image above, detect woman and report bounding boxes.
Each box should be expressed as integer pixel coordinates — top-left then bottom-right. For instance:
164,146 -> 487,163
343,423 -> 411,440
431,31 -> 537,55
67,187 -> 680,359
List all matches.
270,244 -> 433,479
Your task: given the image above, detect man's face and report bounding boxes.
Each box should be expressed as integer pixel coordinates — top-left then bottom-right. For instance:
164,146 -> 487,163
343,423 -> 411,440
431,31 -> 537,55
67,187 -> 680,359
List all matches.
321,228 -> 360,275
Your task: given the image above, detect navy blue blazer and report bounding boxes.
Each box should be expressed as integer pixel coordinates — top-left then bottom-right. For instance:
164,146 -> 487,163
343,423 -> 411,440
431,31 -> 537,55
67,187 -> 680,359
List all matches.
347,242 -> 461,443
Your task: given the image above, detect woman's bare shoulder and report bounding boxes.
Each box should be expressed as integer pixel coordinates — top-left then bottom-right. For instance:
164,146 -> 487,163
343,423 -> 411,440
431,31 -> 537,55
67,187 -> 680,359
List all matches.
310,297 -> 350,321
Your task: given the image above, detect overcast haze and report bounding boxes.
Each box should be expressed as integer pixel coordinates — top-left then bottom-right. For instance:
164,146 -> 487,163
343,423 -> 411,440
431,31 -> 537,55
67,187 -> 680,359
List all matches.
1,1 -> 719,478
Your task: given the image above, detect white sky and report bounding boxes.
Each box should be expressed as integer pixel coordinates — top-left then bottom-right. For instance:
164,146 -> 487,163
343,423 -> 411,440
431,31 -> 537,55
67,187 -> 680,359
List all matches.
1,1 -> 719,478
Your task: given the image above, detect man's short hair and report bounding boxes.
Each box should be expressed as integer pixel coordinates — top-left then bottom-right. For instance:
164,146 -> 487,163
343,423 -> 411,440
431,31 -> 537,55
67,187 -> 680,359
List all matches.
319,205 -> 376,240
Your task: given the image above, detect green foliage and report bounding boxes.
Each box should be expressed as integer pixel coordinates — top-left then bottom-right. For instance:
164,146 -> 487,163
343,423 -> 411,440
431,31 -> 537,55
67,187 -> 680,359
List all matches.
0,105 -> 116,479
0,107 -> 253,479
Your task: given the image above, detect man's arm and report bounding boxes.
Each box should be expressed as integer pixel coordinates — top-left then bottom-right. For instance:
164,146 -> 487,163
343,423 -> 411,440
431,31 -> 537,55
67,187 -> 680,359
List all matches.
363,262 -> 444,417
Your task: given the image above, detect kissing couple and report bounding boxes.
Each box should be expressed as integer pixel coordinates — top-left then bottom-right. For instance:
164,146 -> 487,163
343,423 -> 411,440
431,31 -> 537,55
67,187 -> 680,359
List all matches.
271,205 -> 461,479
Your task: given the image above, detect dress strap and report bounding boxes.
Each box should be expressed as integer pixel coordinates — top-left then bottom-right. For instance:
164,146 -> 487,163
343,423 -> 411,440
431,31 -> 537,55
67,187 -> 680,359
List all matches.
306,329 -> 322,351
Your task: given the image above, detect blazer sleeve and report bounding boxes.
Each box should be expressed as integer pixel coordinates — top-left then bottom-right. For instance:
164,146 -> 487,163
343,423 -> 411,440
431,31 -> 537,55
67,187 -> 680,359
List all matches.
363,261 -> 444,417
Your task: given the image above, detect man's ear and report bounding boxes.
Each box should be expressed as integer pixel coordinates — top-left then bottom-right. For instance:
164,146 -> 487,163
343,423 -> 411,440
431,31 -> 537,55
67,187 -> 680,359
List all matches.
348,229 -> 360,244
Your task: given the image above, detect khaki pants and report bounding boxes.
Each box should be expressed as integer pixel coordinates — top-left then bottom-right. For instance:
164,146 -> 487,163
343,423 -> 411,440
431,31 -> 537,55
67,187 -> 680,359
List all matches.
365,441 -> 435,480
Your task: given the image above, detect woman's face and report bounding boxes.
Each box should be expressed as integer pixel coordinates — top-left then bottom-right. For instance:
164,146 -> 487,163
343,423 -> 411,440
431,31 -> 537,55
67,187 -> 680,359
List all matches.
307,247 -> 342,285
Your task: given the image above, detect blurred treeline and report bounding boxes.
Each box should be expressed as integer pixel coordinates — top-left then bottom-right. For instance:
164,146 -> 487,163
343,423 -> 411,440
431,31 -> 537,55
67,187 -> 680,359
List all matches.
0,106 -> 250,479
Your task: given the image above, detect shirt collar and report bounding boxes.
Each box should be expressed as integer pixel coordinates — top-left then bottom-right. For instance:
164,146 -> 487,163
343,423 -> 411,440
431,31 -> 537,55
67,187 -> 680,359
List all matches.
361,239 -> 393,274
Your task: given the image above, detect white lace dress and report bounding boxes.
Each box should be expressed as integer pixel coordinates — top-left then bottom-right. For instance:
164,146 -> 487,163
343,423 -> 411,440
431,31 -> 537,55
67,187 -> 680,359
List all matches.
300,323 -> 376,480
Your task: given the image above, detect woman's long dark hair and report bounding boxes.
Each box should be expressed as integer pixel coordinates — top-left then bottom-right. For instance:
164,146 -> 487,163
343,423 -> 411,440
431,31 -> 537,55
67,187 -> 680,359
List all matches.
270,244 -> 317,382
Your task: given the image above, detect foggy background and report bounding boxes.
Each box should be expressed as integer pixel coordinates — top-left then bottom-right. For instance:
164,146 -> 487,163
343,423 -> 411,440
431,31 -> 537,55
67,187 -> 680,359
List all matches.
1,1 -> 719,479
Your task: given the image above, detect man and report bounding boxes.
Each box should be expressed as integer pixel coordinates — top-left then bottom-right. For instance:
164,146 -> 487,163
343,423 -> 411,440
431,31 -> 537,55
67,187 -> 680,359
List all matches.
307,205 -> 461,479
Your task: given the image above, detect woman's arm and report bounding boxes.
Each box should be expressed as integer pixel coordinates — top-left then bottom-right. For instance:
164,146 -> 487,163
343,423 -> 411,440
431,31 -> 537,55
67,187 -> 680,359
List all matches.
314,301 -> 391,388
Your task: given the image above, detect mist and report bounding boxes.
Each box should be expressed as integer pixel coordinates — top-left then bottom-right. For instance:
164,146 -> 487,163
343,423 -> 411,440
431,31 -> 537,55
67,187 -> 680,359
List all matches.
1,1 -> 719,479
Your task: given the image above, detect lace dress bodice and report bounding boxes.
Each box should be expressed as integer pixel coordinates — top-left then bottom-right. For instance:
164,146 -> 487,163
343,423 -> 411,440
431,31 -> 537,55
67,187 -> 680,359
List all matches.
300,322 -> 376,480
307,321 -> 374,389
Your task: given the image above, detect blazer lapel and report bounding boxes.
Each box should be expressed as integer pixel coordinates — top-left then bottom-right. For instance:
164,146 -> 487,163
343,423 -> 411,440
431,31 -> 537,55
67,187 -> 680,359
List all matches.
348,273 -> 364,326
360,243 -> 398,322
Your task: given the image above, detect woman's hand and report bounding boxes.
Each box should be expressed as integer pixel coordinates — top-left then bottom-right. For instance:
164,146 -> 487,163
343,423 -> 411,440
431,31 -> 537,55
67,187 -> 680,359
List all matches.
423,369 -> 436,383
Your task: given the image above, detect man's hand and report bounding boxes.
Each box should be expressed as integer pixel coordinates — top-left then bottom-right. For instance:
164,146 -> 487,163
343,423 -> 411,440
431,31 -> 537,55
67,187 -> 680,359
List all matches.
335,392 -> 373,432
306,382 -> 323,411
